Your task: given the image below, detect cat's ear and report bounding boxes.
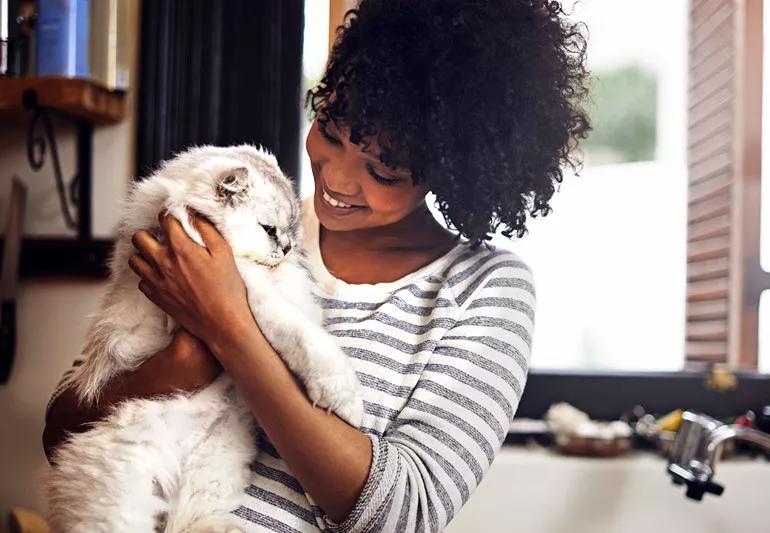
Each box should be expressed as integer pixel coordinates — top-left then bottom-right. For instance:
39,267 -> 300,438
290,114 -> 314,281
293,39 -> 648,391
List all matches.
215,167 -> 250,206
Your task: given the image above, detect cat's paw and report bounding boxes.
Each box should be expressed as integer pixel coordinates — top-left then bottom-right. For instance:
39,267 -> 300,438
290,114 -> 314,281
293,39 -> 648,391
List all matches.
333,394 -> 365,429
306,372 -> 364,428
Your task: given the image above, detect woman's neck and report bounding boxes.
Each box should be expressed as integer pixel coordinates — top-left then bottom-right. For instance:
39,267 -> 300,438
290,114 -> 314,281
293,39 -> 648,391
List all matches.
317,201 -> 461,285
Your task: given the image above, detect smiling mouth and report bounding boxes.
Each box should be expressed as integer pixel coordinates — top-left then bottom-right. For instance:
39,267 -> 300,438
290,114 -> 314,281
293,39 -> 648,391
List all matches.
321,186 -> 365,209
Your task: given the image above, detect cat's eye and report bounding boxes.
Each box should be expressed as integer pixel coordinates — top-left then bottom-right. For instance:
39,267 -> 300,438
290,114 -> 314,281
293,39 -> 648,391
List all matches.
262,225 -> 277,237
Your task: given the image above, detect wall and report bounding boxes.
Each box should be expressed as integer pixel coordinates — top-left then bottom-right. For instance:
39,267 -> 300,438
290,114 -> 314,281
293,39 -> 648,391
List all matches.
0,1 -> 140,523
0,282 -> 109,519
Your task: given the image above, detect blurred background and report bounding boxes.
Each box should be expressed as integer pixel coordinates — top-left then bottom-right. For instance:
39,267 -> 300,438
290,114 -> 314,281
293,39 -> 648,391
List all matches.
0,1 -> 769,532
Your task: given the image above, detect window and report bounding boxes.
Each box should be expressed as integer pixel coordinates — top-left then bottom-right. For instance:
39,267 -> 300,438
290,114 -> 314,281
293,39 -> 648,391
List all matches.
299,0 -> 331,200
440,0 -> 690,371
299,1 -> 768,379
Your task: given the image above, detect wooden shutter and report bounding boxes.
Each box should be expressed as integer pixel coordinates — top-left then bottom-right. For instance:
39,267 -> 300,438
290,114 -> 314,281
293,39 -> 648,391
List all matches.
686,0 -> 765,368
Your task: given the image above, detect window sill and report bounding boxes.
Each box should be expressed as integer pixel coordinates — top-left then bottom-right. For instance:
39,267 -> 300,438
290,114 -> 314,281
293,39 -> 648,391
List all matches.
517,369 -> 770,420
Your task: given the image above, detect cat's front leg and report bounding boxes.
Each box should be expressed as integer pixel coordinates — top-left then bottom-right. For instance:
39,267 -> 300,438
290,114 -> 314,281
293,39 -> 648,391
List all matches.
241,270 -> 363,427
72,278 -> 171,404
296,329 -> 365,428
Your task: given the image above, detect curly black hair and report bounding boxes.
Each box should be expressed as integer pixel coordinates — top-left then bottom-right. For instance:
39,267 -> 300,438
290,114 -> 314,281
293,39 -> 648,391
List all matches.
305,0 -> 591,249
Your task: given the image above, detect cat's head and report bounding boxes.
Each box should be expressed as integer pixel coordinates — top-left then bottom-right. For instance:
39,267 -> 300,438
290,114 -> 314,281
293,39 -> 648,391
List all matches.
158,144 -> 301,267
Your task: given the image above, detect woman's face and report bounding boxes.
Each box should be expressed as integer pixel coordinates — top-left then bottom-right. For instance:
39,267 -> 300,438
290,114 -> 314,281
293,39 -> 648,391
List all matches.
305,116 -> 430,232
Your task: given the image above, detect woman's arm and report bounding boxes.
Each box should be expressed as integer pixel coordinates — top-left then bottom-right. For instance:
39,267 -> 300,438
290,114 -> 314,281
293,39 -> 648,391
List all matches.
129,212 -> 373,523
42,329 -> 223,464
209,314 -> 373,523
129,212 -> 534,530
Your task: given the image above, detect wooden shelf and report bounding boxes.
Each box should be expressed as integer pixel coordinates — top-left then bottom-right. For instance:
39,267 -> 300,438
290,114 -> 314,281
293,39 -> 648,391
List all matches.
0,76 -> 125,275
0,237 -> 113,279
0,76 -> 126,124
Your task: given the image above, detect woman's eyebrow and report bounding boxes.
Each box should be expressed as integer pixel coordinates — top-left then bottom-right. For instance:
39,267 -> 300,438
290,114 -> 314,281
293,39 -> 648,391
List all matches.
361,147 -> 383,162
363,147 -> 412,176
328,117 -> 410,175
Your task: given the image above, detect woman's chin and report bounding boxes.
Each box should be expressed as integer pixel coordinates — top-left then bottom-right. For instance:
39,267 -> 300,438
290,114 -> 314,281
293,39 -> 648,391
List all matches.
317,215 -> 359,232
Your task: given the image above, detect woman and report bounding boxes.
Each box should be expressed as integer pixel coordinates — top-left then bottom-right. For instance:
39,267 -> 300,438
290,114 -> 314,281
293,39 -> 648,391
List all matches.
43,1 -> 590,530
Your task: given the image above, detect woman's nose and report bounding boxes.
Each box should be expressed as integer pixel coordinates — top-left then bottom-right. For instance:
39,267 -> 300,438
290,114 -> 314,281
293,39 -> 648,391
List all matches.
323,171 -> 359,196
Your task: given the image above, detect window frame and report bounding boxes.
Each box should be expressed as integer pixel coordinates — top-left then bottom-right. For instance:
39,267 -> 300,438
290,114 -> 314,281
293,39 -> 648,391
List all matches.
517,368 -> 770,420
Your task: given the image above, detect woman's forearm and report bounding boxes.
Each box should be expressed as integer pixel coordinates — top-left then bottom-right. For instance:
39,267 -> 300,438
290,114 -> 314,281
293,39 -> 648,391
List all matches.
43,386 -> 113,464
43,330 -> 223,465
42,370 -> 154,464
208,318 -> 373,524
43,362 -> 174,462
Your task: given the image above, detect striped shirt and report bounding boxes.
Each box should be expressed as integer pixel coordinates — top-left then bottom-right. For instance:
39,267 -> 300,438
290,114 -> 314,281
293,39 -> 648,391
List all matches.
46,195 -> 536,532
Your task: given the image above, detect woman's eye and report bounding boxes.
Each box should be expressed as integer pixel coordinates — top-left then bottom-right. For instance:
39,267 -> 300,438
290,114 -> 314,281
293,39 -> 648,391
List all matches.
319,120 -> 400,186
319,123 -> 341,146
366,163 -> 400,186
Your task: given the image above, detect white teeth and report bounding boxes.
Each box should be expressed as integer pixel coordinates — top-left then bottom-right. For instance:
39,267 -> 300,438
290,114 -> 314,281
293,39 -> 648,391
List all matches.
323,189 -> 355,208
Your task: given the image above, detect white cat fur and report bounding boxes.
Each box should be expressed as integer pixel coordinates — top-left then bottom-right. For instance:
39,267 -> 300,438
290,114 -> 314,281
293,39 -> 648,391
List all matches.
45,144 -> 364,533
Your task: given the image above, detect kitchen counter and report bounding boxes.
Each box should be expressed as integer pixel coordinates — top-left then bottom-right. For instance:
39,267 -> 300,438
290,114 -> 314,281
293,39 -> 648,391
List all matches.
448,446 -> 770,533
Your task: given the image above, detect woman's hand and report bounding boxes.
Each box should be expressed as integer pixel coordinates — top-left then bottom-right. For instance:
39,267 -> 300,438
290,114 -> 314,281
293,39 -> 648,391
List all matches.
128,211 -> 254,351
99,327 -> 223,403
131,327 -> 224,396
43,328 -> 222,463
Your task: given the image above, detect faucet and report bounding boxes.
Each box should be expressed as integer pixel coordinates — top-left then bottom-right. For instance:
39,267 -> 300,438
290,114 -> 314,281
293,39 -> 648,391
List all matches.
667,410 -> 770,500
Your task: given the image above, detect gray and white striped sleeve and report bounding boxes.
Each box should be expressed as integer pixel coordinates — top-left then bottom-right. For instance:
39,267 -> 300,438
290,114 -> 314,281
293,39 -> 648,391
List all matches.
45,358 -> 83,421
323,258 -> 536,532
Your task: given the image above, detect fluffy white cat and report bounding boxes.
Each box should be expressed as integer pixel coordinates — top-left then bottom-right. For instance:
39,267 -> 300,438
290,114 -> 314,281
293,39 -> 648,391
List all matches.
46,144 -> 364,533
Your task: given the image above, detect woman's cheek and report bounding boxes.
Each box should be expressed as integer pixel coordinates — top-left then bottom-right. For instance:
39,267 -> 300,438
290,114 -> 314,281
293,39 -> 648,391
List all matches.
370,189 -> 408,215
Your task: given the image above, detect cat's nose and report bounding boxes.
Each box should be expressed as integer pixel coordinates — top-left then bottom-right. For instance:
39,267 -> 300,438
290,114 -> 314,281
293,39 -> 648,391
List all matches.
282,244 -> 292,255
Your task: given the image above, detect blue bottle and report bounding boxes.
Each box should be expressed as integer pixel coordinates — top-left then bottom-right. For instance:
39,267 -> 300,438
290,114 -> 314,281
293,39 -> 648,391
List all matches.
36,0 -> 89,77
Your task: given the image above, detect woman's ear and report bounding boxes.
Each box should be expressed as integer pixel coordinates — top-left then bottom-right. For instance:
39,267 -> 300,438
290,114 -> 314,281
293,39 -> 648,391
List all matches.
215,167 -> 250,207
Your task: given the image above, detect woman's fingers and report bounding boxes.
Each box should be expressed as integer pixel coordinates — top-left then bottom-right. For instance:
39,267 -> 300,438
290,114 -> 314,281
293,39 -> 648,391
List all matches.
128,252 -> 163,286
137,278 -> 162,307
153,209 -> 230,259
159,211 -> 194,255
131,229 -> 166,272
190,210 -> 230,256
